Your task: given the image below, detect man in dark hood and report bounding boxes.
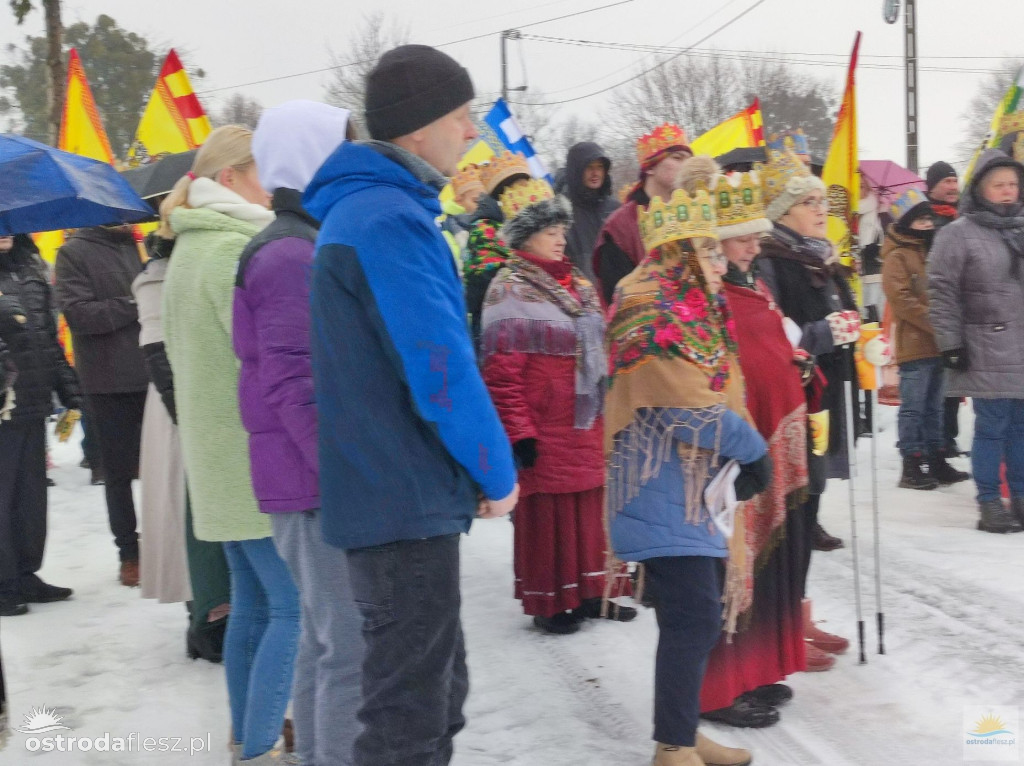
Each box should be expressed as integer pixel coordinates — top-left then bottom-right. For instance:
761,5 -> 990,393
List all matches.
928,149 -> 1024,533
563,142 -> 619,283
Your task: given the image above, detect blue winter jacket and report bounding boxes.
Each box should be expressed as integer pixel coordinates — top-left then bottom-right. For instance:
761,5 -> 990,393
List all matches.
610,407 -> 767,562
304,141 -> 517,550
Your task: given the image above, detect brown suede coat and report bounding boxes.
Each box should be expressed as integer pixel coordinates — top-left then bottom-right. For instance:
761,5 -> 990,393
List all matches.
881,225 -> 940,364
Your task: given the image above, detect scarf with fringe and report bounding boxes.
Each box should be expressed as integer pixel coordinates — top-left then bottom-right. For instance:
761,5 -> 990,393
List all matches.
604,240 -> 751,634
480,252 -> 606,429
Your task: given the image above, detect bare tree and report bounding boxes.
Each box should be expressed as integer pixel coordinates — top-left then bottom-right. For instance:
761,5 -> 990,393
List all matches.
212,93 -> 262,129
323,11 -> 408,137
955,59 -> 1023,166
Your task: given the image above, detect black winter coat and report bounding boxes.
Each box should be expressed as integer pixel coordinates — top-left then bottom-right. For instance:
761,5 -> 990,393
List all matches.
54,227 -> 148,395
563,141 -> 619,283
0,235 -> 80,421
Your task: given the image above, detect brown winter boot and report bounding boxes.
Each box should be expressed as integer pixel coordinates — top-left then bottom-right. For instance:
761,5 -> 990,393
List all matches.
803,642 -> 835,671
653,743 -> 704,765
695,731 -> 752,766
802,598 -> 848,654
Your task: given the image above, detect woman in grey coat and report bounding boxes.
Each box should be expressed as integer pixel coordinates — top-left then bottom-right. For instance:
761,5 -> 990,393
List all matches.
928,149 -> 1024,533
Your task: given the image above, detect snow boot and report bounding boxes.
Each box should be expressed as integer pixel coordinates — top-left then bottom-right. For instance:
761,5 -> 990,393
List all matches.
1012,496 -> 1024,528
700,696 -> 779,728
573,597 -> 638,622
740,683 -> 793,708
696,731 -> 752,766
811,522 -> 844,551
533,612 -> 581,634
652,743 -> 704,766
977,499 -> 1023,534
803,598 -> 849,654
928,450 -> 969,485
898,453 -> 938,490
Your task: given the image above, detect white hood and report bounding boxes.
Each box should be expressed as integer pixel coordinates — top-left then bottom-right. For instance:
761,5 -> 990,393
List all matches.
252,100 -> 351,194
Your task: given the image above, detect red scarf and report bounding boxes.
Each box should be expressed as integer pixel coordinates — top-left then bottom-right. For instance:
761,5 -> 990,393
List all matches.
931,203 -> 958,220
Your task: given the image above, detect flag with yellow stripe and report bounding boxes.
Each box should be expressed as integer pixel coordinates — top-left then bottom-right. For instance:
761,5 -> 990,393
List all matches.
690,100 -> 765,157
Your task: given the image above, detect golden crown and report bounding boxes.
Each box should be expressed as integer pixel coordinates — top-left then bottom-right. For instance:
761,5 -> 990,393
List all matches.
638,188 -> 717,253
498,178 -> 554,220
479,151 -> 532,195
636,123 -> 689,167
754,148 -> 812,207
711,173 -> 767,229
998,111 -> 1024,140
1013,132 -> 1024,163
451,164 -> 485,200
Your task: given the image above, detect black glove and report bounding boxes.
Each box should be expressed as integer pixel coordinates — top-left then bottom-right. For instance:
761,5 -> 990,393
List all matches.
734,454 -> 773,501
63,395 -> 83,411
942,348 -> 969,371
512,438 -> 538,469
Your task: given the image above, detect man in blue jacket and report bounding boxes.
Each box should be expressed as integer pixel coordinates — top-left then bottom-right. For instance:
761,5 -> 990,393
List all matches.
304,45 -> 519,766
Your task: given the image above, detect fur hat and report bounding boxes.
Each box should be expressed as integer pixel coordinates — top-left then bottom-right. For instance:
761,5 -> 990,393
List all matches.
756,148 -> 827,222
678,155 -> 720,195
500,196 -> 573,251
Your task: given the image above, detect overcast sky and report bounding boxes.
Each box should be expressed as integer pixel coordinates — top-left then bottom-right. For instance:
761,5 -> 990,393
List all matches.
4,0 -> 1024,171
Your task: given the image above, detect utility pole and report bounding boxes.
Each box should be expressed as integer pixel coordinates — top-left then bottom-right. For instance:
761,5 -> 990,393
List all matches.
904,0 -> 919,173
500,29 -> 524,102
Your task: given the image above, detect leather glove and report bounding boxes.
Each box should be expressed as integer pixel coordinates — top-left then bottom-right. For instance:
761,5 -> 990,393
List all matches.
942,347 -> 969,371
512,438 -> 538,469
826,310 -> 861,346
735,454 -> 773,501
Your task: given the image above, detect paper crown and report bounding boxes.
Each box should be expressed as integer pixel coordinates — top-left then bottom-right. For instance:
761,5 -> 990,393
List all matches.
889,188 -> 931,221
754,148 -> 813,207
479,151 -> 532,195
636,123 -> 690,167
638,188 -> 717,252
767,130 -> 810,158
712,173 -> 772,238
451,164 -> 485,200
1014,133 -> 1024,163
498,178 -> 554,220
998,111 -> 1024,140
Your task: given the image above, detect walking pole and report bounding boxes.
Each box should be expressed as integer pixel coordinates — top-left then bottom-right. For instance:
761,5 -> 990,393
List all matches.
843,345 -> 868,665
870,384 -> 885,654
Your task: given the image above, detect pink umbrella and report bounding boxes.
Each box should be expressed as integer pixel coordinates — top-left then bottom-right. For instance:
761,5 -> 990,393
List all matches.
859,160 -> 925,208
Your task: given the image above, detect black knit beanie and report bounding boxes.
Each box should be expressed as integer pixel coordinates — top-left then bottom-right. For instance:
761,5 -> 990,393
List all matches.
926,161 -> 957,192
365,45 -> 475,141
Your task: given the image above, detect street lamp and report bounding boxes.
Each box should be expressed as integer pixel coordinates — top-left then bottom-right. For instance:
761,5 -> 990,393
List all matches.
883,0 -> 919,172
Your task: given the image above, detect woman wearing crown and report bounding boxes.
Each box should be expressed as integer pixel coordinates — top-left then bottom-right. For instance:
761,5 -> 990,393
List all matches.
755,147 -> 860,671
479,179 -> 636,635
605,186 -> 770,766
676,161 -> 813,726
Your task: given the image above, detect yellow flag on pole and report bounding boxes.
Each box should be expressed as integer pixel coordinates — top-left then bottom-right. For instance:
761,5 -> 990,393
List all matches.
690,100 -> 766,157
822,32 -> 862,300
58,48 -> 114,163
127,49 -> 212,166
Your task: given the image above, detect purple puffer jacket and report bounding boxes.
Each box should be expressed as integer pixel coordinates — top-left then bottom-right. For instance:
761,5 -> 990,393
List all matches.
232,197 -> 319,512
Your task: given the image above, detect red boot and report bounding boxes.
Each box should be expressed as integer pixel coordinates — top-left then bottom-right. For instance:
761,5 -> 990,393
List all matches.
802,598 -> 849,654
803,643 -> 835,672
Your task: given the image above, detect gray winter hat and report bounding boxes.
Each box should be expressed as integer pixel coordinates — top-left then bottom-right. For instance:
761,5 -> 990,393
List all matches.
500,195 -> 573,251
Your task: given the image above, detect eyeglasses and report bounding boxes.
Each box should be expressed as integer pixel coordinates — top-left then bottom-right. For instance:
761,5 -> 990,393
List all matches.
700,251 -> 728,268
799,197 -> 829,210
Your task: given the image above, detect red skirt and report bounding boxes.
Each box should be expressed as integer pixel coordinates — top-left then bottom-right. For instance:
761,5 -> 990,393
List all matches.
513,487 -> 608,617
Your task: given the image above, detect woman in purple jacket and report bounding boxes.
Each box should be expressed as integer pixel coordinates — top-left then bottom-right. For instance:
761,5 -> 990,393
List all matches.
234,101 -> 362,766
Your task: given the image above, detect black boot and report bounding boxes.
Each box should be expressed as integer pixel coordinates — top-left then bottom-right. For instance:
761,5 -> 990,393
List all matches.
19,574 -> 72,603
186,617 -> 226,663
977,500 -> 1023,534
928,450 -> 969,485
533,612 -> 581,635
898,453 -> 938,490
700,696 -> 780,728
1010,497 -> 1024,529
572,597 -> 638,623
0,581 -> 28,616
812,523 -> 844,551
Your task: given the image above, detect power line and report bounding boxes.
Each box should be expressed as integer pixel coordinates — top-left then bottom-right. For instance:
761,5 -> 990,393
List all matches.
508,0 -> 772,107
195,0 -> 634,97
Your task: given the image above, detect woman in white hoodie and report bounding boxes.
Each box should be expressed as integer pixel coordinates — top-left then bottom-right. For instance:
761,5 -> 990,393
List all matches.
162,126 -> 299,764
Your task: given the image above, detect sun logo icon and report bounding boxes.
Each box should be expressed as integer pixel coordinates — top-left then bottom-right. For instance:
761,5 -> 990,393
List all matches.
15,706 -> 71,734
968,713 -> 1013,738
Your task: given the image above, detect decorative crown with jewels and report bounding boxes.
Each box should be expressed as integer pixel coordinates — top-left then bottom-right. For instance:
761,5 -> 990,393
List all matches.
498,178 -> 554,219
451,164 -> 485,201
479,151 -> 532,195
637,188 -> 717,253
998,111 -> 1024,140
754,148 -> 812,207
636,123 -> 690,167
767,129 -> 810,158
711,173 -> 766,229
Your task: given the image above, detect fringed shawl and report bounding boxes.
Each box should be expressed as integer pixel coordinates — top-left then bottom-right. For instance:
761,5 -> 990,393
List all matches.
480,252 -> 606,429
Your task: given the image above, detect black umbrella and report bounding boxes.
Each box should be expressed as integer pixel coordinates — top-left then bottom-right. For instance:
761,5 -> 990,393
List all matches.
120,150 -> 197,200
715,147 -> 767,172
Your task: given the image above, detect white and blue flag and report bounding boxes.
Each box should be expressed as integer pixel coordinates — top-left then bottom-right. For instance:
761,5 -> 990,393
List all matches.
481,98 -> 553,185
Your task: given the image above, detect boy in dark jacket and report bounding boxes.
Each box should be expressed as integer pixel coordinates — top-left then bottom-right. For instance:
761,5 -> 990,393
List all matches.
305,46 -> 518,766
563,141 -> 619,282
0,234 -> 80,615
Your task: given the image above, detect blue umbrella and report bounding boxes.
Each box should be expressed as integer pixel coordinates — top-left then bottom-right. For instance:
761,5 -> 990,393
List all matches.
0,134 -> 153,235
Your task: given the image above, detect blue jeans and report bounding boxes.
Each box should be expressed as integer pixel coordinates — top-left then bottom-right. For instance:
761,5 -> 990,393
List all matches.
223,537 -> 300,760
972,398 -> 1024,502
897,358 -> 945,456
346,534 -> 468,766
273,511 -> 364,766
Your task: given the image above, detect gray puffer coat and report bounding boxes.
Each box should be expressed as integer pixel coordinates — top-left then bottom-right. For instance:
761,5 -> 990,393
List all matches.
928,149 -> 1024,399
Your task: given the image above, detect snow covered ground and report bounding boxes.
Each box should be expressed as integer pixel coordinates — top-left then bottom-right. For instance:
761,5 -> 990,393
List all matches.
4,405 -> 1023,765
